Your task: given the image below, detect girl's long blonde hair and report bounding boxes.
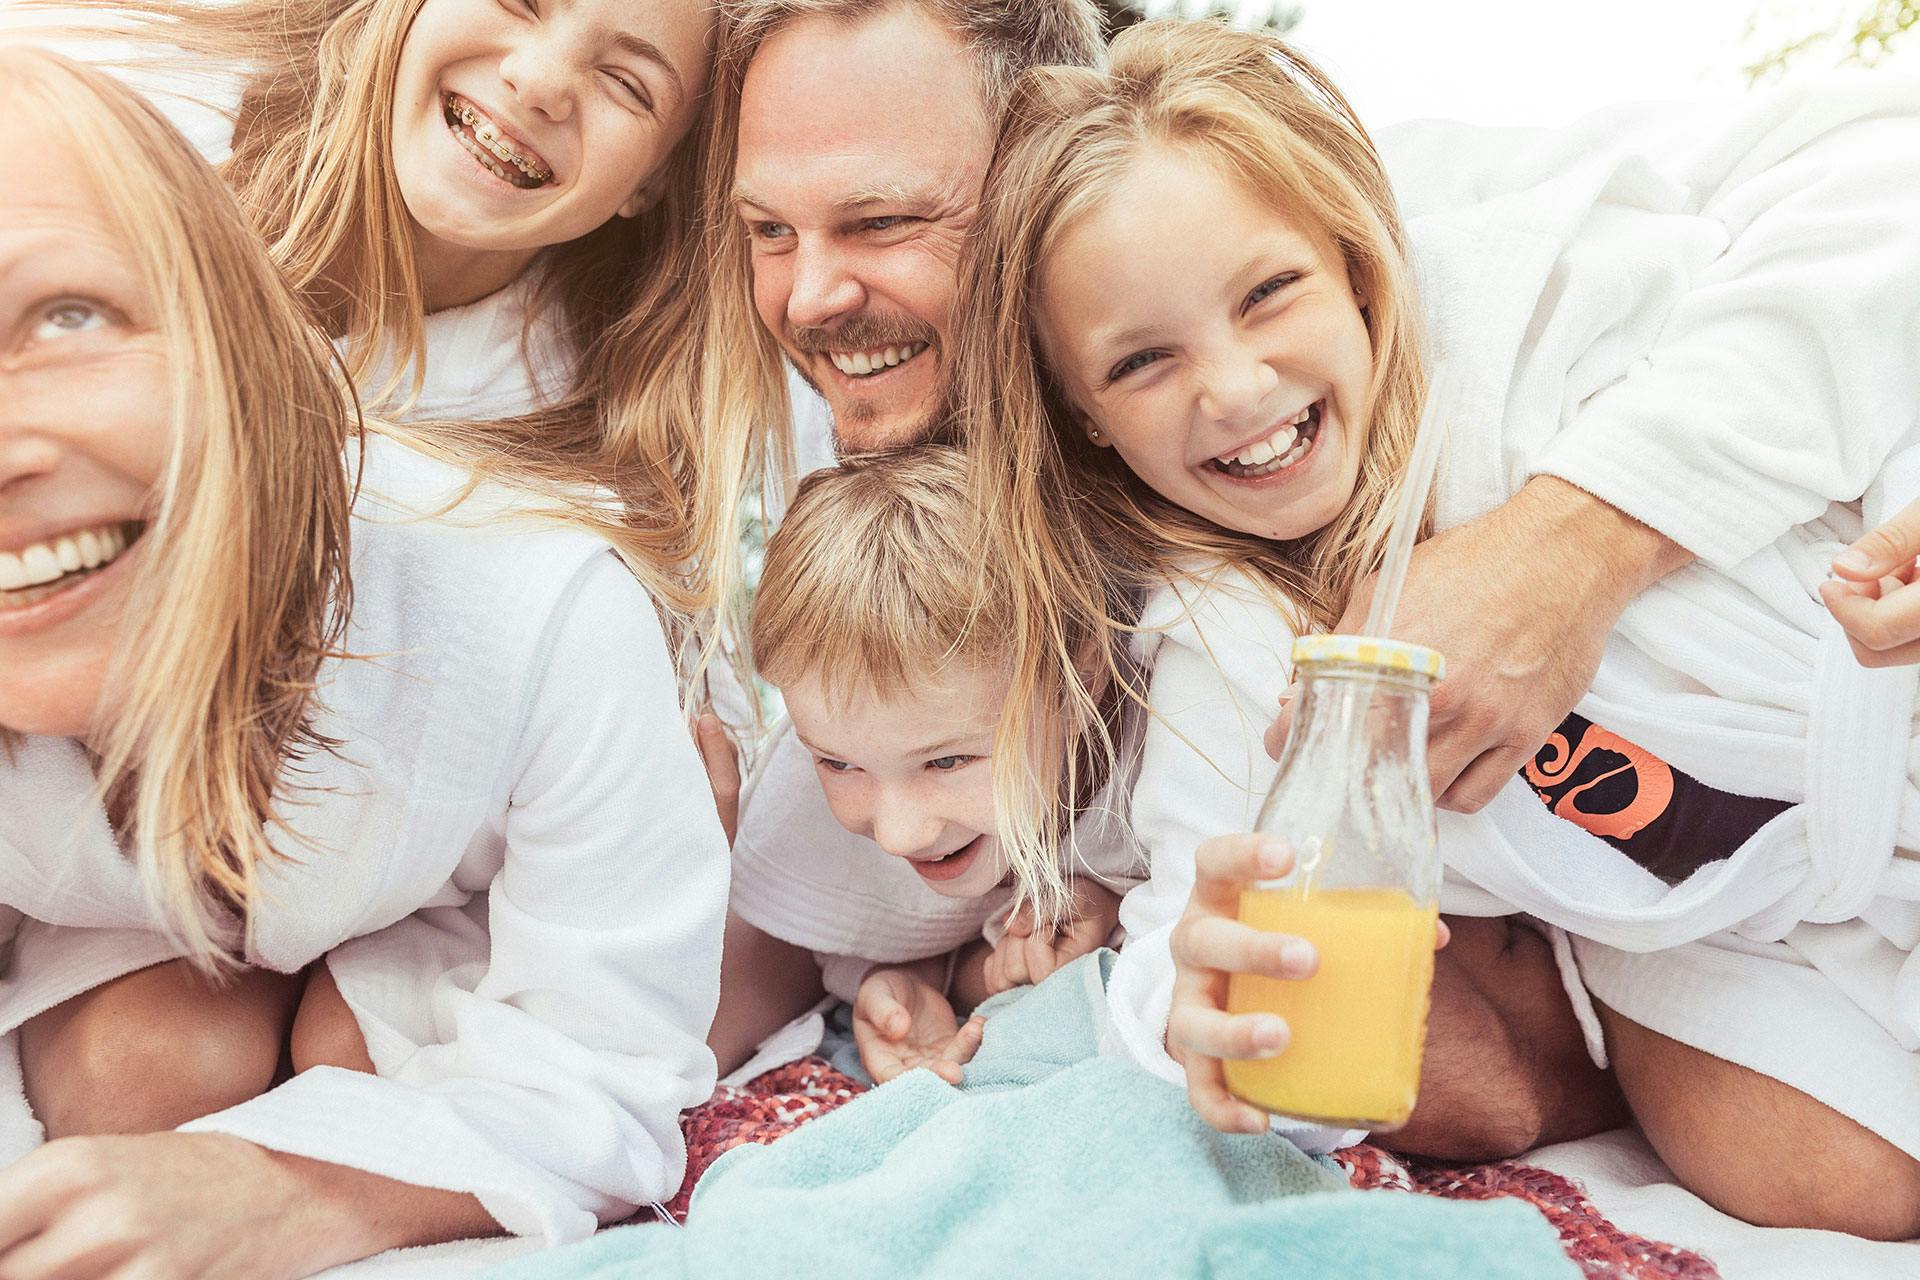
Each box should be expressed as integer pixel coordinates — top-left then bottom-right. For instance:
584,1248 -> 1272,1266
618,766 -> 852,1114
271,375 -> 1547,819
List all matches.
43,0 -> 767,652
751,446 -> 1126,921
50,0 -> 709,416
0,46 -> 355,965
953,20 -> 1430,875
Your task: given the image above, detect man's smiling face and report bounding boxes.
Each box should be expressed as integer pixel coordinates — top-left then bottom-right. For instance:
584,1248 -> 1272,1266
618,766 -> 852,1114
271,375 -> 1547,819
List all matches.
732,6 -> 994,451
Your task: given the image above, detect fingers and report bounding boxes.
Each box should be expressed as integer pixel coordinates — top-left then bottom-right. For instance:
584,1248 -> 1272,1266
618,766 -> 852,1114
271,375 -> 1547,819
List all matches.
0,1142 -> 91,1253
1167,1001 -> 1289,1065
1822,575 -> 1920,666
0,1211 -> 134,1280
927,1016 -> 986,1084
1187,836 -> 1294,921
996,941 -> 1030,992
980,948 -> 1009,998
868,1017 -> 984,1087
853,985 -> 910,1041
851,1002 -> 913,1083
1833,497 -> 1920,581
856,1035 -> 910,1084
1435,741 -> 1535,814
1177,1045 -> 1271,1136
1002,903 -> 1035,939
1435,916 -> 1452,950
693,713 -> 742,844
1191,835 -> 1293,907
1171,915 -> 1316,982
1020,932 -> 1062,986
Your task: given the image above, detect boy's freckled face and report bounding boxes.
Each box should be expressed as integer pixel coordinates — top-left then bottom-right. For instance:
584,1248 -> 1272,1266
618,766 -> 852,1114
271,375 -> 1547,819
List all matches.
783,665 -> 1008,900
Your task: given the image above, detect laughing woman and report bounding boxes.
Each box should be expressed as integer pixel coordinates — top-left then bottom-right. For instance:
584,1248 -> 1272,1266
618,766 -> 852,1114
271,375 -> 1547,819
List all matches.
0,46 -> 728,1277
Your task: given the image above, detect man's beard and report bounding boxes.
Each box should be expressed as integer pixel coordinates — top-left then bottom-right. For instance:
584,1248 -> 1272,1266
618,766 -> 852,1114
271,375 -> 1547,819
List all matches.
785,312 -> 947,455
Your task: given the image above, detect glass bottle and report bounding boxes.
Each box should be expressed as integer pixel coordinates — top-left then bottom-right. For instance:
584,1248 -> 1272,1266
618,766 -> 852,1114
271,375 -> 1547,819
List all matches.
1223,634 -> 1445,1130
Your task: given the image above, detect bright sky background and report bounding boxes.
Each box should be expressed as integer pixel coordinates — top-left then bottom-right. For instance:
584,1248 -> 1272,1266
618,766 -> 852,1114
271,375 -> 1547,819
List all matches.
1176,0 -> 1916,128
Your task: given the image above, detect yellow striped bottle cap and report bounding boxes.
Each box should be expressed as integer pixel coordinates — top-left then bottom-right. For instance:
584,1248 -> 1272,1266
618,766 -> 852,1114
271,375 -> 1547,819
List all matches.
1291,633 -> 1445,680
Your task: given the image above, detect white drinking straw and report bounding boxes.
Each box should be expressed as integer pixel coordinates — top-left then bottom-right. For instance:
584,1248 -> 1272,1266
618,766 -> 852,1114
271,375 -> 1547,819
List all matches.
1360,364 -> 1458,641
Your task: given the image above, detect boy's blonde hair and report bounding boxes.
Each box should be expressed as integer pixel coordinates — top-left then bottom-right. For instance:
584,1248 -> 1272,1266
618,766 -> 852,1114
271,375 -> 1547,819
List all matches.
951,20 -> 1431,873
751,446 -> 1122,920
0,46 -> 355,965
752,447 -> 1008,704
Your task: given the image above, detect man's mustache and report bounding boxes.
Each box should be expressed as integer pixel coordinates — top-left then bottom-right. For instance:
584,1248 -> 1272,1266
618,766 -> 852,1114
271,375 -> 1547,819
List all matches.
789,313 -> 937,354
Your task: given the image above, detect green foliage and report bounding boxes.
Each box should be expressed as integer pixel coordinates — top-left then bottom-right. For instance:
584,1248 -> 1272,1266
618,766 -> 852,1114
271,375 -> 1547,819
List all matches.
1747,0 -> 1918,83
1098,0 -> 1302,35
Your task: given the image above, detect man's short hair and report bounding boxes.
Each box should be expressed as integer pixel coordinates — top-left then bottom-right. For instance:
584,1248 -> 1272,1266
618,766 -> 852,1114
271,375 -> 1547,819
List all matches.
719,0 -> 1106,115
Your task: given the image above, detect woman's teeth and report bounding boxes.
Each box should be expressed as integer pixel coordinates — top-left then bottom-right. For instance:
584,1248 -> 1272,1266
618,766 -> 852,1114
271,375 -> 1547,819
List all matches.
1212,403 -> 1321,479
443,94 -> 553,189
830,341 -> 929,379
0,521 -> 140,605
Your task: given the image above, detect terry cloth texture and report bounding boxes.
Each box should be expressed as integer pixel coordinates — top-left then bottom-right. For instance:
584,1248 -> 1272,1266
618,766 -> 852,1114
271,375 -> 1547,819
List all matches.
482,952 -> 1576,1280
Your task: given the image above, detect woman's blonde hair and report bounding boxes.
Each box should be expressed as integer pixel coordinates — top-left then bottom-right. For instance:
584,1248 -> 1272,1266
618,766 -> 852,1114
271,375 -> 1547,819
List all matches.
751,446 -> 1124,920
0,46 -> 355,965
952,20 -> 1429,873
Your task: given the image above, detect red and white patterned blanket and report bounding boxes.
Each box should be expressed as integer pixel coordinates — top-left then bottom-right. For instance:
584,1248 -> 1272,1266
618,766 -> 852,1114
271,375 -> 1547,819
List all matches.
649,1057 -> 1718,1280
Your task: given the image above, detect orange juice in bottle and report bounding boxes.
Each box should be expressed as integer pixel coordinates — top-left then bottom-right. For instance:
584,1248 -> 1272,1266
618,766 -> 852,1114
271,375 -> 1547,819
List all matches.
1222,634 -> 1444,1131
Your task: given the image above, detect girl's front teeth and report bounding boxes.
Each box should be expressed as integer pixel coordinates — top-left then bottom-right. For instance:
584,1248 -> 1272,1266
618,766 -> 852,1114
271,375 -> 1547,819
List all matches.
444,95 -> 553,188
1212,403 -> 1321,478
830,341 -> 929,378
0,522 -> 138,598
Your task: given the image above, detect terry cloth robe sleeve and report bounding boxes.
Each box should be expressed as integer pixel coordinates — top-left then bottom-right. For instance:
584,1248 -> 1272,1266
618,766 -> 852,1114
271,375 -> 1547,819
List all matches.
1102,570 -> 1357,1154
1390,77 -> 1920,571
182,551 -> 730,1243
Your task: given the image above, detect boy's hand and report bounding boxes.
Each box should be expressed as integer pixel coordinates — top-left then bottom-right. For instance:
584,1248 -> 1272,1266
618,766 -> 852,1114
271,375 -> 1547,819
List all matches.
853,966 -> 984,1085
1821,496 -> 1920,667
983,881 -> 1124,996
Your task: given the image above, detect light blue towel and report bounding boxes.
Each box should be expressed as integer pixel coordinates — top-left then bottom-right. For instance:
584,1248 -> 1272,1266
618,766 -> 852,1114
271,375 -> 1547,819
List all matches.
486,953 -> 1577,1280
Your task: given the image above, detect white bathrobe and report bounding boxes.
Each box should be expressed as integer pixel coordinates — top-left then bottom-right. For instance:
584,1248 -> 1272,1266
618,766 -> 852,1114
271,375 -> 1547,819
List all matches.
0,437 -> 730,1241
1107,73 -> 1920,1154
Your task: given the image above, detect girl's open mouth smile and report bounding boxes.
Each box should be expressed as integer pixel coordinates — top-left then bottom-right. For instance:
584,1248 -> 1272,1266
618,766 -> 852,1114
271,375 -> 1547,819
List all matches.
1207,401 -> 1322,480
442,92 -> 555,190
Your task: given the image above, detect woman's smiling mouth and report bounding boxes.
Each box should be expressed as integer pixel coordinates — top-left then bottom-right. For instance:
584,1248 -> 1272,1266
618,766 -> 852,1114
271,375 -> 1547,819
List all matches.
442,92 -> 554,189
0,520 -> 146,637
0,521 -> 143,609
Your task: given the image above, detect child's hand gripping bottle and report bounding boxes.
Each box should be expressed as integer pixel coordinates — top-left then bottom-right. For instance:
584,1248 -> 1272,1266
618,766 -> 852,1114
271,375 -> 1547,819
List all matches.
1223,634 -> 1445,1130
